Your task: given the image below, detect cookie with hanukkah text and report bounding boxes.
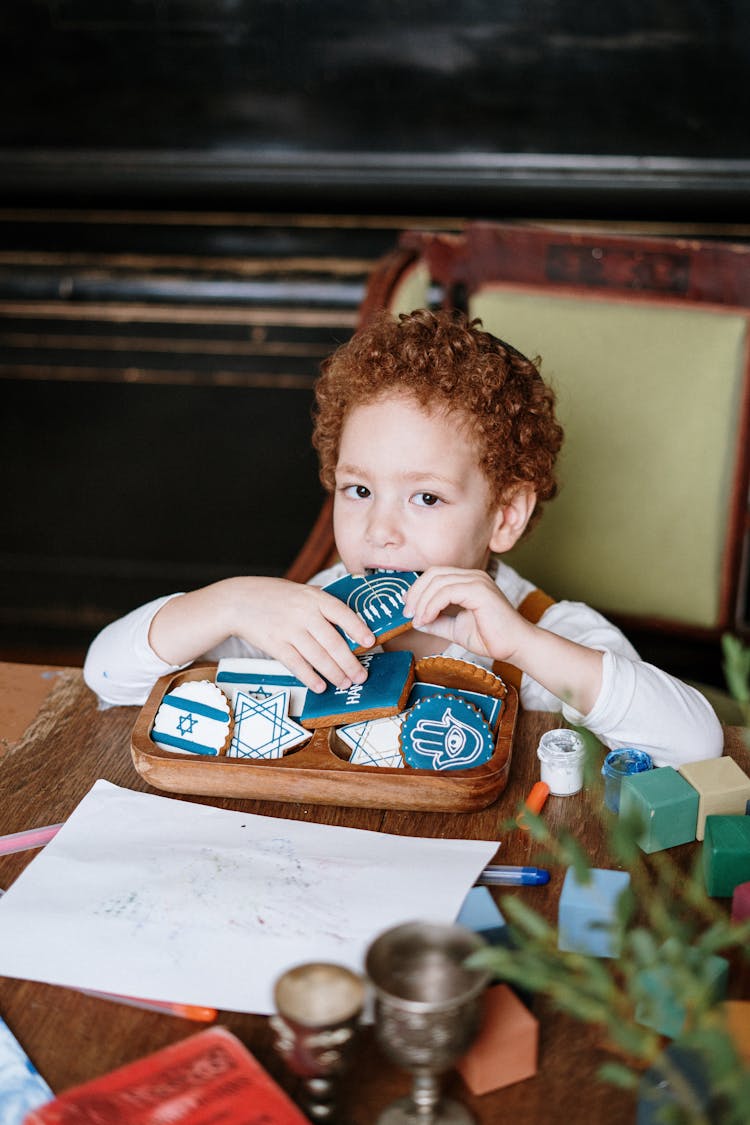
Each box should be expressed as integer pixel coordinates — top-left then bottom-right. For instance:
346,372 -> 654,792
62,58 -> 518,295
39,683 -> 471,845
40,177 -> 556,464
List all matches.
216,657 -> 307,717
323,570 -> 419,652
151,680 -> 232,757
407,681 -> 504,731
336,713 -> 405,768
415,655 -> 507,700
227,690 -> 311,760
400,695 -> 495,772
300,650 -> 414,730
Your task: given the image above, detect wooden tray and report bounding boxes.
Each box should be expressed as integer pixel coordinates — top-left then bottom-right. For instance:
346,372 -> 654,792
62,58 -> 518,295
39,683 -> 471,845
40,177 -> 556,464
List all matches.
131,663 -> 517,811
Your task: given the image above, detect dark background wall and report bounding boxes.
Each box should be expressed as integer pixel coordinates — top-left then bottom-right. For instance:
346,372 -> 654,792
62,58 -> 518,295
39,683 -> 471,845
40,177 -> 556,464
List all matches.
1,0 -> 749,216
1,2 -> 748,678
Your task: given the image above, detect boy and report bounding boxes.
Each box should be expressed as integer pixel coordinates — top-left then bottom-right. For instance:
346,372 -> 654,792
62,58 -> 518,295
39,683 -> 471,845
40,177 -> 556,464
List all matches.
84,309 -> 722,766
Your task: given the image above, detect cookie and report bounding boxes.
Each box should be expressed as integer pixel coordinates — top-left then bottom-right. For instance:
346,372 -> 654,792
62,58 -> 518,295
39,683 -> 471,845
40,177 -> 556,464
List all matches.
151,680 -> 231,757
323,570 -> 419,652
400,695 -> 495,771
227,690 -> 311,760
336,714 -> 405,768
415,656 -> 507,700
300,650 -> 414,730
407,681 -> 504,731
216,657 -> 307,718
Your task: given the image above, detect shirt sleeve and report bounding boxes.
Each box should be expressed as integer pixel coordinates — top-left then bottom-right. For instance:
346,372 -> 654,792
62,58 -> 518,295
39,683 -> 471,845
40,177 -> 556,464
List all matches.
83,594 -> 191,707
524,600 -> 723,766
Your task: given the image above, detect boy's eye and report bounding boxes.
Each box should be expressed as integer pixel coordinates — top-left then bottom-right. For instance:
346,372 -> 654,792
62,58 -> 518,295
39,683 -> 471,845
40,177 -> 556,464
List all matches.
343,484 -> 371,499
412,492 -> 441,508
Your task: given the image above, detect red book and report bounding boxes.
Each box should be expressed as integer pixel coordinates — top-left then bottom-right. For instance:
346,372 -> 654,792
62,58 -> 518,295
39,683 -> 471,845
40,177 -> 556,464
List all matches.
23,1026 -> 308,1124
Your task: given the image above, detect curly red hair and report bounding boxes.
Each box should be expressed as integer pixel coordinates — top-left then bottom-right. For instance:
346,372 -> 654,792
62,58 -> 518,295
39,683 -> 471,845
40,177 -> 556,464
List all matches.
313,308 -> 563,529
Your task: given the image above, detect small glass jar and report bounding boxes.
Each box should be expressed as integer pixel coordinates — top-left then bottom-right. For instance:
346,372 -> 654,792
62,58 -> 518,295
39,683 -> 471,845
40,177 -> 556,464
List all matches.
601,747 -> 653,812
536,728 -> 586,796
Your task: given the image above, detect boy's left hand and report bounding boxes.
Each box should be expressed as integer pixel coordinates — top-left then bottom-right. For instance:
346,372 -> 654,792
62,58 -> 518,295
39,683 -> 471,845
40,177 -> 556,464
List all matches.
403,567 -> 528,664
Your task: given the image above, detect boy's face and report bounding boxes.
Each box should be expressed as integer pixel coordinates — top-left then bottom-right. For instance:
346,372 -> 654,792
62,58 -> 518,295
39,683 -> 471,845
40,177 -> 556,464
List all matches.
332,394 -> 506,575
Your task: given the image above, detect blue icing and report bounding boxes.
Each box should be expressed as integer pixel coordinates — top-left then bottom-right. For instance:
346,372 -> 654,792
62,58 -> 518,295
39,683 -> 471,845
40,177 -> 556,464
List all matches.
401,696 -> 494,771
407,682 -> 502,728
301,650 -> 413,724
323,570 -> 419,649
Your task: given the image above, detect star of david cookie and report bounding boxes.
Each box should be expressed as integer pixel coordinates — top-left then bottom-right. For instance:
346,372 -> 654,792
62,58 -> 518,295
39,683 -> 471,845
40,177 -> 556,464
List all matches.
400,695 -> 495,772
227,690 -> 311,759
336,714 -> 405,768
151,680 -> 232,757
300,650 -> 414,729
323,570 -> 419,652
215,657 -> 307,717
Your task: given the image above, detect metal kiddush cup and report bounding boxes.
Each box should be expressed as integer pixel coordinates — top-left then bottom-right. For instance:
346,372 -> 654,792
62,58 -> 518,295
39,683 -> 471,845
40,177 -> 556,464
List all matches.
365,921 -> 490,1124
271,961 -> 365,1122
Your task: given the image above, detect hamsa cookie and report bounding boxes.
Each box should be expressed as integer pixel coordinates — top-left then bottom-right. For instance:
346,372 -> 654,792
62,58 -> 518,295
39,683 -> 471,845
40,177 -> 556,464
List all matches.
400,695 -> 495,771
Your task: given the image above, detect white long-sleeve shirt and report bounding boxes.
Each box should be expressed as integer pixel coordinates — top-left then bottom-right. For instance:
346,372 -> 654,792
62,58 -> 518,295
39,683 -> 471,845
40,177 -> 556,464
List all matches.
83,560 -> 723,768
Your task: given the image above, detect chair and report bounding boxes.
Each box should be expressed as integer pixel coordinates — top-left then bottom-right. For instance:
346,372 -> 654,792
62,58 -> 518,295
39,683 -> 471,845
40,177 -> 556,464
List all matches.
286,222 -> 750,688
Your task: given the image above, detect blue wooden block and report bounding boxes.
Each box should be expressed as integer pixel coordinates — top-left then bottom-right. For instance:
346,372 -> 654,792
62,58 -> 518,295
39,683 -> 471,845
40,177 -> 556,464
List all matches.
634,946 -> 728,1038
558,867 -> 630,958
637,1045 -> 716,1124
457,886 -> 506,940
619,767 -> 699,853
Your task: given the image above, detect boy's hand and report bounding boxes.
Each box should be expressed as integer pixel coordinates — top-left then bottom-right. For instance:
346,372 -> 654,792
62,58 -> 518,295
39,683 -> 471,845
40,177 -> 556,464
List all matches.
403,567 -> 603,716
225,578 -> 376,693
403,567 -> 529,665
149,576 -> 376,694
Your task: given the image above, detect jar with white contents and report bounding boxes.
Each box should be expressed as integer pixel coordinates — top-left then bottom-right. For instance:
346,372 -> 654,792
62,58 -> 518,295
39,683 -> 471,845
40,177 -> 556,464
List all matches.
536,728 -> 586,796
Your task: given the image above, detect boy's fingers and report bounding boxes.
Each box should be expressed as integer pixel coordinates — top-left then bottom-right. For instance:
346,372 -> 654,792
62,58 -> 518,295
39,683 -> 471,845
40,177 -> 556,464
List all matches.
320,593 -> 376,650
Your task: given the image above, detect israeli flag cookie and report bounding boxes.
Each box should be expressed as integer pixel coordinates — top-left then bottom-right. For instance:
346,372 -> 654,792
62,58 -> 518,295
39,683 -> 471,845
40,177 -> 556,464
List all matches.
300,650 -> 414,729
151,680 -> 231,757
400,695 -> 495,771
323,570 -> 419,652
227,690 -> 311,760
337,714 -> 405,768
216,657 -> 307,717
408,681 -> 504,730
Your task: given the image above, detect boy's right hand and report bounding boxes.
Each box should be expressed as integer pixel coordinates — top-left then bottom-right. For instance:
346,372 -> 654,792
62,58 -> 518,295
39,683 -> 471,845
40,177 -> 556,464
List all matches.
226,577 -> 376,693
149,576 -> 376,694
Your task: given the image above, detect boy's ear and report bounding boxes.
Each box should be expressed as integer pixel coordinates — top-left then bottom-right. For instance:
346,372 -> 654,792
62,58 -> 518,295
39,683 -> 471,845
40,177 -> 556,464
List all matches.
488,484 -> 537,553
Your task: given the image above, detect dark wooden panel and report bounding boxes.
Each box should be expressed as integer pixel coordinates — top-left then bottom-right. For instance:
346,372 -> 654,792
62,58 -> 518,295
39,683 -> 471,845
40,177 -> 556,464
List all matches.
1,3 -> 749,214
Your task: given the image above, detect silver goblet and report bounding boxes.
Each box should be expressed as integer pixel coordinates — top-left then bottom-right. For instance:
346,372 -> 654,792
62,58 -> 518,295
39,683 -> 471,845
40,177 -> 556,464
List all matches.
270,961 -> 365,1121
366,921 -> 490,1125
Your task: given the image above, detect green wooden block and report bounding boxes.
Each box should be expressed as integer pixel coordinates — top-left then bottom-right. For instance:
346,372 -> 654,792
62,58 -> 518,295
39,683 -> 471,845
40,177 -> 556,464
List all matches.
635,948 -> 729,1039
619,767 -> 699,853
703,815 -> 750,897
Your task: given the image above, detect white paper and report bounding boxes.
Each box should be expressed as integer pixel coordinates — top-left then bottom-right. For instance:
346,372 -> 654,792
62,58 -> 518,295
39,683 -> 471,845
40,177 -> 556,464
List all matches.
0,781 -> 496,1014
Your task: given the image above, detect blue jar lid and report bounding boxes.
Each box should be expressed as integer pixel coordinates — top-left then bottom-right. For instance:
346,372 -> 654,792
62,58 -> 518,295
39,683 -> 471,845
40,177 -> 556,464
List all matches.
601,747 -> 653,779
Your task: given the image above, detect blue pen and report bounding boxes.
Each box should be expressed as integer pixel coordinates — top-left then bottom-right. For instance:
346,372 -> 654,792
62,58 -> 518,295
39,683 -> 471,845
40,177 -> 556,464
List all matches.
475,864 -> 550,887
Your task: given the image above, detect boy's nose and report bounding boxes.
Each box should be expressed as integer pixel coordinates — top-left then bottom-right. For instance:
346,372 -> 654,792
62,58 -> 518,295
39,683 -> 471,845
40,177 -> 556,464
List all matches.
365,504 -> 404,548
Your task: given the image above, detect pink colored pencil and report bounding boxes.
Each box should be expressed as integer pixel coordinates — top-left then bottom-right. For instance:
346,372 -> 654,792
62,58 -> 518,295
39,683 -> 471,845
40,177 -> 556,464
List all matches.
0,823 -> 63,855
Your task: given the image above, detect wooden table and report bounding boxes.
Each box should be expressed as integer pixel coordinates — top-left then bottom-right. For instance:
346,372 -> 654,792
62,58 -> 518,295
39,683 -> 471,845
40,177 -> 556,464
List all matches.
0,661 -> 746,1123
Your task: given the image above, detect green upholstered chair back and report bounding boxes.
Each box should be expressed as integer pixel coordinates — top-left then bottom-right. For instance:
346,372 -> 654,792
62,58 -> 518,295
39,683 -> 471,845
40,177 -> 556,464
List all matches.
379,225 -> 750,636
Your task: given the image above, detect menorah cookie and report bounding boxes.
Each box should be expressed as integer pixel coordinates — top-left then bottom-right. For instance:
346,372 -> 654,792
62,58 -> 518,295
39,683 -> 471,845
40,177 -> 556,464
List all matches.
323,570 -> 419,652
400,695 -> 494,772
300,650 -> 414,730
151,680 -> 232,757
415,656 -> 507,700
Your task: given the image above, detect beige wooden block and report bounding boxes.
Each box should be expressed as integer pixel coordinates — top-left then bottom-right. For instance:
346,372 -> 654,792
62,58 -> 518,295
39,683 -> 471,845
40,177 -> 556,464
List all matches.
677,756 -> 750,841
455,984 -> 538,1095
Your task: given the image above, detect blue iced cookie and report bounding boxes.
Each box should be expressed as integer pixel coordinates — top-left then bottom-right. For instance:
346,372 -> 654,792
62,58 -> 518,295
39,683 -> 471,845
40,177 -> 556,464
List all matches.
400,695 -> 495,771
323,570 -> 419,652
407,681 -> 503,730
300,650 -> 414,729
